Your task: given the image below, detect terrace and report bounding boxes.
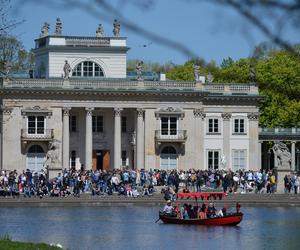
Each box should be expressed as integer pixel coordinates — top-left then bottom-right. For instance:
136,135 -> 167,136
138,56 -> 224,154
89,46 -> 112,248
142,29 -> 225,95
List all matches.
0,77 -> 259,94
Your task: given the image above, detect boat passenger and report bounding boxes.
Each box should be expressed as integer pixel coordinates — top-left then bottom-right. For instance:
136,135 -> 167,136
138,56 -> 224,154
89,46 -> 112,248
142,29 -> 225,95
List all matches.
181,203 -> 190,219
222,207 -> 227,216
198,204 -> 207,219
163,200 -> 174,215
207,203 -> 216,218
187,204 -> 195,218
216,209 -> 224,217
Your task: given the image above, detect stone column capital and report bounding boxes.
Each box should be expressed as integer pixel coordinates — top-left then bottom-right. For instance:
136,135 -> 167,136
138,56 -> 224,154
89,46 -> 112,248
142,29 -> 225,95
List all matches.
85,107 -> 94,116
221,112 -> 232,121
1,106 -> 12,115
114,108 -> 123,117
193,109 -> 206,119
136,108 -> 144,117
247,112 -> 260,121
62,107 -> 71,116
291,140 -> 296,144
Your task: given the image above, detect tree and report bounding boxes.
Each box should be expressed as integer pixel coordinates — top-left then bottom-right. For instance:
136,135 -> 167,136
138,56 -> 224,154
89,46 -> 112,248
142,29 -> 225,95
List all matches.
0,36 -> 34,72
220,57 -> 234,69
165,46 -> 300,127
0,0 -> 24,36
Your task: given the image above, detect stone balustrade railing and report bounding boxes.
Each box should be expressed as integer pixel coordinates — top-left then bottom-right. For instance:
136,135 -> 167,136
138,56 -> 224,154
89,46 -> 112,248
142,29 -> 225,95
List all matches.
259,128 -> 300,135
0,77 -> 258,94
65,36 -> 110,46
155,130 -> 187,141
21,128 -> 54,140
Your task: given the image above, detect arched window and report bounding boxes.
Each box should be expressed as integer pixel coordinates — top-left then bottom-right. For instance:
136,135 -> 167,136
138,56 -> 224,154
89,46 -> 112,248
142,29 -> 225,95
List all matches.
72,61 -> 104,77
161,146 -> 177,155
28,145 -> 44,153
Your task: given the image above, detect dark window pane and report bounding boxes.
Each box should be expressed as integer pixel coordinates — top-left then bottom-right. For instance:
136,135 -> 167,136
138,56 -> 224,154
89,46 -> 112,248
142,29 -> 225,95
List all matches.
121,116 -> 126,133
92,116 -> 96,132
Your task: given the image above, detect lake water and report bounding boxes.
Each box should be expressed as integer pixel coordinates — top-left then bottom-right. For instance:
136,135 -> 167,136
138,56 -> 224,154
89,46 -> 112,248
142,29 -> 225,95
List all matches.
0,206 -> 299,250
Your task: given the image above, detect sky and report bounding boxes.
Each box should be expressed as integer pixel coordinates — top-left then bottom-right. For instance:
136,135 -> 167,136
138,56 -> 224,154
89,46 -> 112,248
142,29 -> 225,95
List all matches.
9,0 -> 300,65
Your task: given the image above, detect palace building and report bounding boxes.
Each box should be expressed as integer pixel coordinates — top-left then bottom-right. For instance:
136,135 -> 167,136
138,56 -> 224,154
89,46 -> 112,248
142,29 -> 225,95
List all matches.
0,20 -> 264,177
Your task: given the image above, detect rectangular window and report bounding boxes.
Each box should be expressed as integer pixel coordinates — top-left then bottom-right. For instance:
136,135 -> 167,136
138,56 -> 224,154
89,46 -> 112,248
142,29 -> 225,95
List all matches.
92,116 -> 103,132
70,116 -> 77,132
234,118 -> 245,133
208,118 -> 219,133
27,116 -> 45,134
160,117 -> 177,135
71,150 -> 76,168
232,150 -> 246,171
208,150 -> 219,170
121,116 -> 127,133
121,150 -> 127,166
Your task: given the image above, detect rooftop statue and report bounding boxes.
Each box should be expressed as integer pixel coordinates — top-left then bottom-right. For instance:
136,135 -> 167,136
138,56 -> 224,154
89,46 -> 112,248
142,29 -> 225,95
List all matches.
193,64 -> 200,81
250,64 -> 256,82
206,72 -> 214,83
136,60 -> 144,80
63,60 -> 71,79
272,141 -> 291,169
55,17 -> 62,35
40,22 -> 50,37
4,61 -> 12,75
96,24 -> 104,37
113,19 -> 121,37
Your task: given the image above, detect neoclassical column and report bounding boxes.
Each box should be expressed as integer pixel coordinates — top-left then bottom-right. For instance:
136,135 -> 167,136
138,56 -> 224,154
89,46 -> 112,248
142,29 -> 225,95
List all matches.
248,112 -> 260,171
221,112 -> 232,170
136,108 -> 145,169
85,107 -> 94,169
114,108 -> 122,169
291,141 -> 296,171
258,141 -> 262,171
194,109 -> 206,170
62,107 -> 70,169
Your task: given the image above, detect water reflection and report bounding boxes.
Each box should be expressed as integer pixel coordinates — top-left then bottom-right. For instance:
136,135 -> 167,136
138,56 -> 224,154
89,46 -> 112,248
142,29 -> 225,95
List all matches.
0,206 -> 299,250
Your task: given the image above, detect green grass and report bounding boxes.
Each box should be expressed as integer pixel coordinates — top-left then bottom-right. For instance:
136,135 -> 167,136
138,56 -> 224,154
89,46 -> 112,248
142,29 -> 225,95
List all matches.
0,240 -> 62,250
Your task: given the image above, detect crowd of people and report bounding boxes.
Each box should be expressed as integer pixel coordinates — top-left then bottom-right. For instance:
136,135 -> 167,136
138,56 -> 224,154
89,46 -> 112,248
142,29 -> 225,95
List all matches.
0,168 -> 156,198
0,167 -> 299,198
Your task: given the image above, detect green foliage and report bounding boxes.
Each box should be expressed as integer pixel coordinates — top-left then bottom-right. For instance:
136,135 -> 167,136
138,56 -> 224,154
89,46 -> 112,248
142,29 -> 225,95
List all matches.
216,58 -> 252,83
164,46 -> 300,128
220,57 -> 234,69
0,240 -> 61,250
127,59 -> 175,73
166,58 -> 218,81
166,61 -> 194,81
0,233 -> 12,241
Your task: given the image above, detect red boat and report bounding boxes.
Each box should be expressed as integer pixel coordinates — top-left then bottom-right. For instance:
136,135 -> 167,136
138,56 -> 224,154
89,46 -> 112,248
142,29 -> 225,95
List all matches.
158,192 -> 243,226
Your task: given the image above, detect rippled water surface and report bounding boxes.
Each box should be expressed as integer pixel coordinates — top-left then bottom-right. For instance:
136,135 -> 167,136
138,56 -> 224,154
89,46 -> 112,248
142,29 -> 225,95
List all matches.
0,206 -> 299,250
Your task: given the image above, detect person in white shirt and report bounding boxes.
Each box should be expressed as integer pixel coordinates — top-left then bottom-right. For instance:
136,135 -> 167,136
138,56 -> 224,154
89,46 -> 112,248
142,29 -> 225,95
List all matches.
163,200 -> 174,214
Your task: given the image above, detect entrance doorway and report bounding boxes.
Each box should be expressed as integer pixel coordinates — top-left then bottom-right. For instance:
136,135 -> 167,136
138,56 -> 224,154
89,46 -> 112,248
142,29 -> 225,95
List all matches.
27,144 -> 45,172
92,150 -> 110,171
160,146 -> 177,170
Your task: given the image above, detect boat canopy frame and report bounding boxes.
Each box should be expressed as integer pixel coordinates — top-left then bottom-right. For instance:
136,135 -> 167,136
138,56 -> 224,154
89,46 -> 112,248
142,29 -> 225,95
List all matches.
176,192 -> 227,200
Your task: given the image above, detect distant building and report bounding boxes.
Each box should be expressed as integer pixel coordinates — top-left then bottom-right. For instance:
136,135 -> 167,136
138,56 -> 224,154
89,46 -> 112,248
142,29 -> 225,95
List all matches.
0,23 -> 266,177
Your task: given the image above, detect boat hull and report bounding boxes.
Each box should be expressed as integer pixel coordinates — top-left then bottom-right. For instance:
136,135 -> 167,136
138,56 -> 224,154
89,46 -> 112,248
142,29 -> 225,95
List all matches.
159,212 -> 243,226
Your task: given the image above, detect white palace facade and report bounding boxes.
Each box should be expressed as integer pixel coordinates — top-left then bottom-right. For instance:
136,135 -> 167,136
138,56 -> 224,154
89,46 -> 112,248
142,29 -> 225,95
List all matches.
0,28 -> 262,176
